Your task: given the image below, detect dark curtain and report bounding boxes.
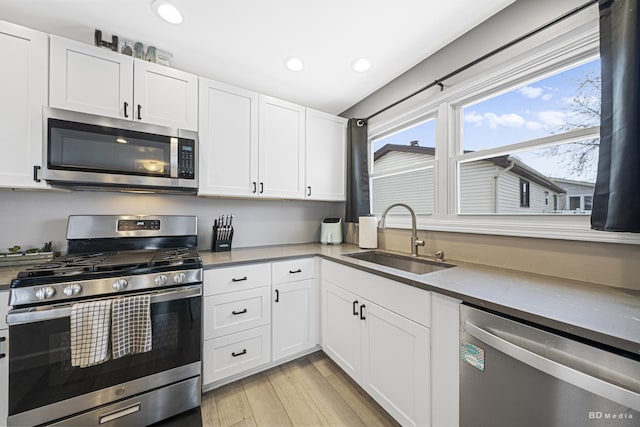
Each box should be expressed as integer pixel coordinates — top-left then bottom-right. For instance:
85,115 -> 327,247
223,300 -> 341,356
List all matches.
591,0 -> 640,232
345,119 -> 370,222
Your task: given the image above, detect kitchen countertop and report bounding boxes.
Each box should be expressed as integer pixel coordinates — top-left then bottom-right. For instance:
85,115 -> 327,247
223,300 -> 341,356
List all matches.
2,243 -> 639,356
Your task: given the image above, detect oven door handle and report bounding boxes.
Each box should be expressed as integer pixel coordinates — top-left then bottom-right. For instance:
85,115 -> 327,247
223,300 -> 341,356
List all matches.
7,285 -> 202,325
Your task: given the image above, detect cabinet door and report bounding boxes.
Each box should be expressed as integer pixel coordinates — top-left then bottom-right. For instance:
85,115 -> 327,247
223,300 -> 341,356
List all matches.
272,279 -> 317,361
305,109 -> 347,201
198,79 -> 258,196
0,328 -> 6,427
0,22 -> 48,189
133,60 -> 198,131
321,281 -> 361,381
361,301 -> 430,427
50,35 -> 133,119
258,95 -> 306,199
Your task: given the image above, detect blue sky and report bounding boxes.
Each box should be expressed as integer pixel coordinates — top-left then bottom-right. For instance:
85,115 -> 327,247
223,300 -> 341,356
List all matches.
372,57 -> 601,181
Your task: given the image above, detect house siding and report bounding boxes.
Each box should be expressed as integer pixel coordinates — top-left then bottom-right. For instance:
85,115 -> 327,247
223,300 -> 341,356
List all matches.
372,167 -> 434,216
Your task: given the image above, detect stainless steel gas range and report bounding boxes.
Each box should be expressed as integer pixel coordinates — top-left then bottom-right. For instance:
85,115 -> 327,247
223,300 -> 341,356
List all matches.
6,215 -> 203,426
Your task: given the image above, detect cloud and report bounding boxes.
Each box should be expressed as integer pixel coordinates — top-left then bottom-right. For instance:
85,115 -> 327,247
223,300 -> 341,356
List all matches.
464,111 -> 484,125
517,86 -> 543,99
526,121 -> 544,130
483,112 -> 525,129
541,94 -> 553,101
537,110 -> 567,127
464,111 -> 526,129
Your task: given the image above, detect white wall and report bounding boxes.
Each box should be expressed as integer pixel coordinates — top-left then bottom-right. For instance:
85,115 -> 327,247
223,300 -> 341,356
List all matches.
0,190 -> 343,254
340,0 -> 589,119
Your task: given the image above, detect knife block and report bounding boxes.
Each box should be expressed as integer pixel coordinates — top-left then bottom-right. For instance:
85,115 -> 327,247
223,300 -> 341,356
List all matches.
212,225 -> 233,252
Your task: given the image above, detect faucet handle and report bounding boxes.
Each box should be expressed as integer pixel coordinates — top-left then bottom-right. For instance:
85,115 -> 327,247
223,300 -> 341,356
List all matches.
434,250 -> 445,262
415,239 -> 425,247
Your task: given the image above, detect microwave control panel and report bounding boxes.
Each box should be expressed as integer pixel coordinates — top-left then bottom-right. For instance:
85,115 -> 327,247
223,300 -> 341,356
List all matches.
178,139 -> 195,179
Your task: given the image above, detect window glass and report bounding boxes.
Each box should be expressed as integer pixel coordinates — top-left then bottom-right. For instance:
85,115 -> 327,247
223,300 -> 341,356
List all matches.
462,58 -> 600,152
371,119 -> 436,216
458,139 -> 598,214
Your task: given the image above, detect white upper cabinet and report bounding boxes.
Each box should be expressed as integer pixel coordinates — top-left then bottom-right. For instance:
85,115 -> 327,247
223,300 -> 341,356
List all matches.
49,36 -> 197,130
198,78 -> 259,197
305,109 -> 347,201
258,95 -> 306,199
133,60 -> 198,130
0,21 -> 48,189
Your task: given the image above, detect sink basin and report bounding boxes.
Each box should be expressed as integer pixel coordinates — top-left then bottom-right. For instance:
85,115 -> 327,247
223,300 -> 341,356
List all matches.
344,251 -> 455,275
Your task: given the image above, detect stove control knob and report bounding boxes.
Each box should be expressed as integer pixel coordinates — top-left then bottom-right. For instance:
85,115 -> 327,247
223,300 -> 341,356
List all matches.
173,273 -> 186,284
63,284 -> 83,297
112,278 -> 129,291
35,286 -> 56,300
155,274 -> 168,286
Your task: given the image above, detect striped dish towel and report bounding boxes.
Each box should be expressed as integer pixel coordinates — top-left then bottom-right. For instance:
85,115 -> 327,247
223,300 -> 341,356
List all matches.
112,295 -> 152,359
70,300 -> 112,368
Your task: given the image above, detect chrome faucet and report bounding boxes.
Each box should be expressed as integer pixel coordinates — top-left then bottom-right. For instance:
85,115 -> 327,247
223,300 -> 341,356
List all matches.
378,203 -> 425,257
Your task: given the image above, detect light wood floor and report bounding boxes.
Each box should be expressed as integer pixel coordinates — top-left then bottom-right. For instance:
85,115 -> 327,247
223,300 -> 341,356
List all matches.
200,351 -> 400,427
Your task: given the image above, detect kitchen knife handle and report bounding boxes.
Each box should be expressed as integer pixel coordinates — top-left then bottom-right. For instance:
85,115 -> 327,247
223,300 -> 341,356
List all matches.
275,289 -> 280,303
124,102 -> 129,118
252,182 -> 257,193
307,186 -> 312,196
231,276 -> 247,282
352,300 -> 359,316
259,182 -> 264,194
137,104 -> 142,120
359,304 -> 366,320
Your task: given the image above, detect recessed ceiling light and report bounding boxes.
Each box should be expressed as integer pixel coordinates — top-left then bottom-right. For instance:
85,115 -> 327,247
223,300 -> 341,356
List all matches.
151,0 -> 183,24
352,58 -> 371,72
285,57 -> 304,72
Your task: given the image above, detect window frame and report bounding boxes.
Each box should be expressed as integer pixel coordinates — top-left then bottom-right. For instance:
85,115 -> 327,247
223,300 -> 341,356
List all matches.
366,16 -> 640,245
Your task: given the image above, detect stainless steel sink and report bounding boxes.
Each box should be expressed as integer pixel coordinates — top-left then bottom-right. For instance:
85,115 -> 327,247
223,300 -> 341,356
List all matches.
344,251 -> 455,275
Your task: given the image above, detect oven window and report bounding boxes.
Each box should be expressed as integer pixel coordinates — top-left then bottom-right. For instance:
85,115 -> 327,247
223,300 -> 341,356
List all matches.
48,118 -> 173,177
8,296 -> 201,416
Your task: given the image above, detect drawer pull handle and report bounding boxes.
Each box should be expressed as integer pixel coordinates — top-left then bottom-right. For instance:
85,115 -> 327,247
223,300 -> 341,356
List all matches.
0,336 -> 5,359
232,308 -> 247,315
359,304 -> 366,320
275,289 -> 280,303
352,300 -> 359,316
232,349 -> 247,357
232,276 -> 248,282
289,269 -> 302,274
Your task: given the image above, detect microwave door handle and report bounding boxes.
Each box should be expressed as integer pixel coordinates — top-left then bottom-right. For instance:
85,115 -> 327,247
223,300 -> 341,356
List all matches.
170,137 -> 178,178
6,285 -> 201,325
464,321 -> 640,412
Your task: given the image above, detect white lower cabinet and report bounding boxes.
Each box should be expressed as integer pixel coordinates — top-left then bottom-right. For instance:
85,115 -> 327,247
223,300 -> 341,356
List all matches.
202,325 -> 271,385
1,290 -> 9,426
272,279 -> 316,361
321,261 -> 431,427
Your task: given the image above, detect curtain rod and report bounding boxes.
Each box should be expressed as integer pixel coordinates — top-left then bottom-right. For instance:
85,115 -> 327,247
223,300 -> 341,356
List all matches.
365,0 -> 599,121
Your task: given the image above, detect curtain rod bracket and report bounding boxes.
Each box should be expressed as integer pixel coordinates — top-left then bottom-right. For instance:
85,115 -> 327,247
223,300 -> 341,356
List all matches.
436,81 -> 444,91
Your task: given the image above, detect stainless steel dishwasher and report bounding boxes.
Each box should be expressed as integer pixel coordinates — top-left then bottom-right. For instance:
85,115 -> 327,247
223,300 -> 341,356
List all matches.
460,305 -> 640,427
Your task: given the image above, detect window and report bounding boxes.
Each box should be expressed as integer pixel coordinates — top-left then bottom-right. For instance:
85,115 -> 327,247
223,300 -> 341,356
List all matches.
520,179 -> 530,208
370,118 -> 436,218
366,19 -> 638,244
457,57 -> 601,215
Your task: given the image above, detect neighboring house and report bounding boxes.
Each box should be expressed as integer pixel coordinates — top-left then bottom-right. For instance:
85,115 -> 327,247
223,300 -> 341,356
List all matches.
551,178 -> 596,213
372,143 -> 566,215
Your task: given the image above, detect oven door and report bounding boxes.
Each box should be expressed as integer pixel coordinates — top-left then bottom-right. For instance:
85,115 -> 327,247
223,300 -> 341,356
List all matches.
6,285 -> 201,426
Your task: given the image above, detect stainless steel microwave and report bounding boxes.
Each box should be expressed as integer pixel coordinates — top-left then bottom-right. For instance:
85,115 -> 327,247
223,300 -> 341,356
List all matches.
42,107 -> 198,193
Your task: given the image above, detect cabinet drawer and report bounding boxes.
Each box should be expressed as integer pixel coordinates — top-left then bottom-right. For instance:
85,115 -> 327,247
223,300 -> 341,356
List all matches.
203,287 -> 271,339
272,258 -> 315,284
202,325 -> 271,385
204,263 -> 271,296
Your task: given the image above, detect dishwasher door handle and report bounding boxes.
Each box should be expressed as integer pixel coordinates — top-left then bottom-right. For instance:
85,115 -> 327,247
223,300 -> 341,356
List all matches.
465,321 -> 640,412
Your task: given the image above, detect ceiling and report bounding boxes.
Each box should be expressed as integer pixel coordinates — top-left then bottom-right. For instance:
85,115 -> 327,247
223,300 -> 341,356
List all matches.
1,0 -> 514,115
